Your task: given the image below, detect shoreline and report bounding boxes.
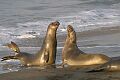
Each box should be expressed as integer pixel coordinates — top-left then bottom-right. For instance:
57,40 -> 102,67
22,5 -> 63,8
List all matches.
2,26 -> 120,47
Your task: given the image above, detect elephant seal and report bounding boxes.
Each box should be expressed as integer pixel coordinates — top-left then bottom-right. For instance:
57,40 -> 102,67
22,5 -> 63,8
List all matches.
87,56 -> 120,72
1,21 -> 60,66
62,25 -> 110,66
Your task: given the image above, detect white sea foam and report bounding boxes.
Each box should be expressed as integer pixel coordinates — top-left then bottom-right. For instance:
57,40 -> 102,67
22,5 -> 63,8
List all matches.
16,34 -> 36,39
54,9 -> 120,32
80,45 -> 120,49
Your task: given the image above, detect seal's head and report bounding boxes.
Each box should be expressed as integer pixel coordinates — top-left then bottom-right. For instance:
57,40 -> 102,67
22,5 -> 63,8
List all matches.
48,21 -> 60,30
67,25 -> 76,43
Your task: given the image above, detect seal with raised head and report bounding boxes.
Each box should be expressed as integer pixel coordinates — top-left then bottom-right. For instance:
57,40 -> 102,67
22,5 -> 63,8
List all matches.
1,21 -> 60,66
62,25 -> 110,66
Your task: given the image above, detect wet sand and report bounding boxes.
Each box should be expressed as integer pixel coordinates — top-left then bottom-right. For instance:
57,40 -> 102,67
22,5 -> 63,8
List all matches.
0,66 -> 120,80
0,26 -> 120,80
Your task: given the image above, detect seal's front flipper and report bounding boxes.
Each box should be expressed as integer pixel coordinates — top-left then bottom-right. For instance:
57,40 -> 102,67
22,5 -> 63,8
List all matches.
44,51 -> 49,63
7,41 -> 20,53
1,56 -> 18,61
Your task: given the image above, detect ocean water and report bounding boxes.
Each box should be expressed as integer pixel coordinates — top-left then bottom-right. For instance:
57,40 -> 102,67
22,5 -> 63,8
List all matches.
0,0 -> 120,46
0,0 -> 120,74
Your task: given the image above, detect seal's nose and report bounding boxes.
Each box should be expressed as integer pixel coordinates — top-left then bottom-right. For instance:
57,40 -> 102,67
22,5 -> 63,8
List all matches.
54,21 -> 60,26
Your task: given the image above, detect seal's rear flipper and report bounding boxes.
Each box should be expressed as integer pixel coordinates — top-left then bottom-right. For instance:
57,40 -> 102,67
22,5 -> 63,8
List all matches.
7,41 -> 20,53
1,56 -> 18,61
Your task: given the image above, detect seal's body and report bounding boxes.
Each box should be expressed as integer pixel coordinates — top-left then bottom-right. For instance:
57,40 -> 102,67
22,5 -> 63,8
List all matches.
1,21 -> 60,66
62,25 -> 110,66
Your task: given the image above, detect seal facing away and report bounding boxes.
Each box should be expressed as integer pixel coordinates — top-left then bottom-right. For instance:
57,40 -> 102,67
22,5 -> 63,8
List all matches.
87,56 -> 120,72
1,21 -> 60,66
62,25 -> 110,66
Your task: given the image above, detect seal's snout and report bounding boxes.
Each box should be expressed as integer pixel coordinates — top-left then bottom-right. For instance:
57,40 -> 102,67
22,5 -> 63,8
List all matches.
67,25 -> 74,32
51,21 -> 60,26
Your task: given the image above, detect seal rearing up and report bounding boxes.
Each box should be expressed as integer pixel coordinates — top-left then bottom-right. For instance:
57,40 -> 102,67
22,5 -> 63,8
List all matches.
62,25 -> 85,62
62,25 -> 110,66
1,21 -> 60,66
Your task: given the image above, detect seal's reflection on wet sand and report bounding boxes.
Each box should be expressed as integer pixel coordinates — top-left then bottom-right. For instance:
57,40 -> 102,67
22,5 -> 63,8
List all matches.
0,64 -> 120,80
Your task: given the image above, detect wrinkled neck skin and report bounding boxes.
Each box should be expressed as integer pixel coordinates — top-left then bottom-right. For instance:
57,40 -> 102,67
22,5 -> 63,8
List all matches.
62,31 -> 76,62
43,27 -> 57,47
64,31 -> 77,49
62,31 -> 85,61
69,31 -> 85,53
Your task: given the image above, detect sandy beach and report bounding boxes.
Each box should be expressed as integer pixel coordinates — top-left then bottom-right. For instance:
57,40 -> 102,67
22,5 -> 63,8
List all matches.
0,26 -> 120,80
0,66 -> 120,80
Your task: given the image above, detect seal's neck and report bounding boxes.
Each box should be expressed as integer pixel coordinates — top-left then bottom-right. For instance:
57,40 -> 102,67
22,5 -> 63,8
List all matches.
65,31 -> 77,45
41,27 -> 57,49
70,32 -> 77,44
46,28 -> 56,38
